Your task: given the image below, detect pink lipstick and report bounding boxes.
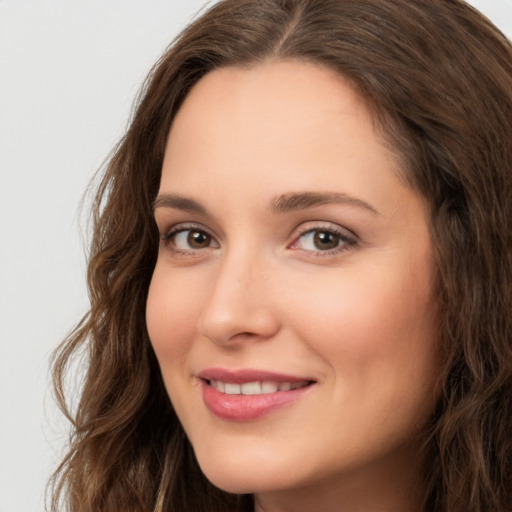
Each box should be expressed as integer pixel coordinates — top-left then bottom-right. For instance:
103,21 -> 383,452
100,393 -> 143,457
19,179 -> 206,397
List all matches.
197,368 -> 315,421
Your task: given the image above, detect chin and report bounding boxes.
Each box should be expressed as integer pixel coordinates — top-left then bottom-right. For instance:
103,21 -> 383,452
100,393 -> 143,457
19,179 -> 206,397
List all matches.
195,449 -> 297,495
199,465 -> 266,494
203,472 -> 259,495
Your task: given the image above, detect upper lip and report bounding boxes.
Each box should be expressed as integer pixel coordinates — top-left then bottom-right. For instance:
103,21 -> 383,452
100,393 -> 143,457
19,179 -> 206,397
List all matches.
197,367 -> 315,384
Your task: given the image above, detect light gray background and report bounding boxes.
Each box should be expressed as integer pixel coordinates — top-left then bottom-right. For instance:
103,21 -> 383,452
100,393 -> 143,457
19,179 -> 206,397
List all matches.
0,1 -> 510,511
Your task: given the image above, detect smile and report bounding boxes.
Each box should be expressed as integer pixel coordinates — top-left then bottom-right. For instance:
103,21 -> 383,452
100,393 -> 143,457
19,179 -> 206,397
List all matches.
208,379 -> 311,395
197,369 -> 316,421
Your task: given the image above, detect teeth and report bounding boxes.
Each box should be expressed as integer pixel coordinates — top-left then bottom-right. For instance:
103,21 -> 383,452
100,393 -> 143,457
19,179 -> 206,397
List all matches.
241,381 -> 262,395
225,383 -> 241,395
209,379 -> 309,395
210,379 -> 225,392
261,381 -> 279,393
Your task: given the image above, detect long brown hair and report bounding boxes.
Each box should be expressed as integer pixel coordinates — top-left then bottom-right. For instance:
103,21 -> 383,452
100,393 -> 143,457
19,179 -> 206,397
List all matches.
50,1 -> 512,511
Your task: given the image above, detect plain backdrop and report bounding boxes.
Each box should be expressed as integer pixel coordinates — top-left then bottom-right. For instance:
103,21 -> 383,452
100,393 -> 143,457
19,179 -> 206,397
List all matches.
0,1 -> 511,511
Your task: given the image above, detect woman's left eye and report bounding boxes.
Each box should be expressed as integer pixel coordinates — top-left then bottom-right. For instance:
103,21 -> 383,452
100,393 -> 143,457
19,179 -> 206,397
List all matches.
290,227 -> 356,254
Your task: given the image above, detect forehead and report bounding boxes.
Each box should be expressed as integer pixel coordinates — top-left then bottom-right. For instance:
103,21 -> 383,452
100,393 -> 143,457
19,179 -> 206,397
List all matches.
161,61 -> 412,213
170,61 -> 372,130
162,60 -> 402,190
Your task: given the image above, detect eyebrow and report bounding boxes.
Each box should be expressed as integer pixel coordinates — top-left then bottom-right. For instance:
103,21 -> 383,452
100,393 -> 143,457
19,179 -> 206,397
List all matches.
269,191 -> 380,215
152,191 -> 380,216
153,193 -> 210,215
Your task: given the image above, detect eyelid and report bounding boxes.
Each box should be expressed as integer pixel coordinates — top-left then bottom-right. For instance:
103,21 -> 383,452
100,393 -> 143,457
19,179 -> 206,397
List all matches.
160,222 -> 219,251
157,219 -> 357,258
288,221 -> 358,254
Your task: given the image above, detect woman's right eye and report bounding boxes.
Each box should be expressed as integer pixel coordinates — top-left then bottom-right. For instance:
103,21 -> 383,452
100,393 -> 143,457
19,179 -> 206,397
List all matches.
161,227 -> 219,252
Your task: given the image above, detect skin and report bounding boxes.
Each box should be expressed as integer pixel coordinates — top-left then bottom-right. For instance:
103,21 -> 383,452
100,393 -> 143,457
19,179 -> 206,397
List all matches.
147,60 -> 440,512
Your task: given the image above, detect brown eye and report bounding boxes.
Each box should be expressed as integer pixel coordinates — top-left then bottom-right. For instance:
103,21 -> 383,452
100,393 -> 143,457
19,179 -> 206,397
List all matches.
291,226 -> 356,255
313,231 -> 340,250
187,230 -> 211,248
167,228 -> 218,251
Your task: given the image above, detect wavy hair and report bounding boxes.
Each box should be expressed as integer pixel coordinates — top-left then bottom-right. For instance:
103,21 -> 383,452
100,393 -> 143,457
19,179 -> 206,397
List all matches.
50,1 -> 512,511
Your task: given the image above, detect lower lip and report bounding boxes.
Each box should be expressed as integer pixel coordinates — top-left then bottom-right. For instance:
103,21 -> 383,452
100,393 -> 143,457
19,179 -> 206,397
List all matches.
201,381 -> 313,421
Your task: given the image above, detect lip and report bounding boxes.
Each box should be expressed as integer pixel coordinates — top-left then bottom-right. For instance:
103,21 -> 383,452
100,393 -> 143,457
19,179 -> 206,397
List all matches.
197,367 -> 314,384
197,367 -> 316,421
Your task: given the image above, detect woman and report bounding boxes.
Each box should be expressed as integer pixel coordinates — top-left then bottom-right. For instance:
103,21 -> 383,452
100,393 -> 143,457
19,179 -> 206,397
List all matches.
50,1 -> 512,511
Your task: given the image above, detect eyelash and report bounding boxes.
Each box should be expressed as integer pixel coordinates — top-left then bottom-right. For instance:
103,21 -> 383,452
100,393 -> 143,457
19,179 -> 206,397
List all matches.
290,224 -> 358,256
160,223 -> 218,256
159,222 -> 358,257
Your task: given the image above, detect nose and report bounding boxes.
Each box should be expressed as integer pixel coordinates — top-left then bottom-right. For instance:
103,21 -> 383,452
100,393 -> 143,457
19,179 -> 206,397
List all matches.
197,250 -> 280,347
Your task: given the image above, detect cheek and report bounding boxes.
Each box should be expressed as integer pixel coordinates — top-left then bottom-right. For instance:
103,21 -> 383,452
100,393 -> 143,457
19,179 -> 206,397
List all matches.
289,264 -> 439,458
146,265 -> 203,363
287,257 -> 439,394
146,265 -> 210,431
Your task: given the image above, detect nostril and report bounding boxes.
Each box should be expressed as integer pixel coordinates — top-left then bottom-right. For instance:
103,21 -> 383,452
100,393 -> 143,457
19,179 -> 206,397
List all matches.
198,307 -> 280,347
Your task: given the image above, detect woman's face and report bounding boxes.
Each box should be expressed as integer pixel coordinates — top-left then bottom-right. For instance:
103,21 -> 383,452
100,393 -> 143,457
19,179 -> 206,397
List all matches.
147,61 -> 439,506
